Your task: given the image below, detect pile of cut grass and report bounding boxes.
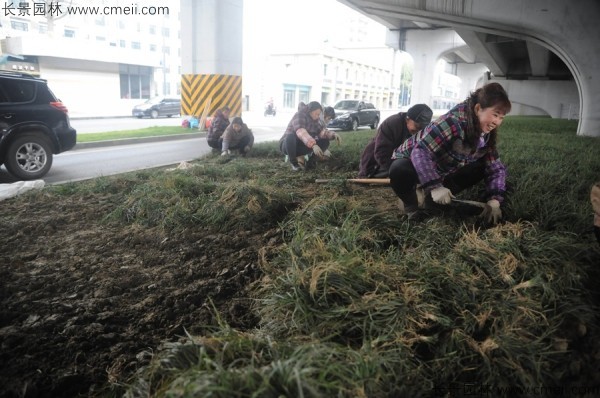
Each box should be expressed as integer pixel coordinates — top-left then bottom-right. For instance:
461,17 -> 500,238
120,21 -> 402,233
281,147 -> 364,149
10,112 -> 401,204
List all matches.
74,116 -> 600,397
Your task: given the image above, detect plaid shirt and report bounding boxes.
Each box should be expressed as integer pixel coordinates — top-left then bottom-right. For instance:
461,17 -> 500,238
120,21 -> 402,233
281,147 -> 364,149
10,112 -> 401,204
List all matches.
283,111 -> 326,148
393,102 -> 506,202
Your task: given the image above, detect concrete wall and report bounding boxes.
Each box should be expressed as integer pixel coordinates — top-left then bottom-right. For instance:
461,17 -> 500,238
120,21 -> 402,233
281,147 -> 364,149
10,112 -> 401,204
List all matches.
491,78 -> 579,119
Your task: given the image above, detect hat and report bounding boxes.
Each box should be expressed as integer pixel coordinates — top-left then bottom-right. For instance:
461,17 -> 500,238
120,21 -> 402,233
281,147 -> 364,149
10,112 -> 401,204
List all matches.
407,104 -> 433,127
231,116 -> 244,125
323,106 -> 335,119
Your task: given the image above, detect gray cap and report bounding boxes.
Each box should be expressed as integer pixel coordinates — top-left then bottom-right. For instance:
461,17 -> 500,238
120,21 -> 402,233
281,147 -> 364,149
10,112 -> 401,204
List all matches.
407,104 -> 433,127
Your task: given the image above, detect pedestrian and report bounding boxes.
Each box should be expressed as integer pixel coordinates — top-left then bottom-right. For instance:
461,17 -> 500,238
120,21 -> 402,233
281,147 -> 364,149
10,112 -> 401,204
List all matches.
591,182 -> 600,245
358,104 -> 433,178
221,116 -> 254,157
389,82 -> 511,223
207,106 -> 231,150
279,101 -> 341,171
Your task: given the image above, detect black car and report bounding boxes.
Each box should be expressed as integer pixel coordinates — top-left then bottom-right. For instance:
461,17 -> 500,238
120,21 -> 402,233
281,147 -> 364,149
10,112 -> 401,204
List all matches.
132,96 -> 181,119
327,100 -> 380,131
0,71 -> 77,180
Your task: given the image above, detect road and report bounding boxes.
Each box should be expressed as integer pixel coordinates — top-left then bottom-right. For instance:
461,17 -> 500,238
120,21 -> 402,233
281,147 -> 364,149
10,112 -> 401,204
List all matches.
0,110 -> 396,185
0,120 -> 288,185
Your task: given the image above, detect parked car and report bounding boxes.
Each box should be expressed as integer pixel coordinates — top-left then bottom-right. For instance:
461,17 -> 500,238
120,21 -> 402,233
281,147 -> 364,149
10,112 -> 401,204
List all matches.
327,100 -> 380,131
132,96 -> 181,119
0,71 -> 77,180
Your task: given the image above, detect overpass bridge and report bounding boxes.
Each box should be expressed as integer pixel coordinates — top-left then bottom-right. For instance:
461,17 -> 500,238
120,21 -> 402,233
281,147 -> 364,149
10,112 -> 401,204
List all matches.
337,0 -> 600,137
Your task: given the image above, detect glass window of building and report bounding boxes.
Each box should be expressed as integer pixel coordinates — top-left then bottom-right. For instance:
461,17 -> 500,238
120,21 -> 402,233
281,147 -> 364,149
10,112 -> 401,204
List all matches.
64,28 -> 75,38
299,88 -> 310,105
283,89 -> 294,109
131,41 -> 141,50
120,65 -> 152,99
10,19 -> 29,31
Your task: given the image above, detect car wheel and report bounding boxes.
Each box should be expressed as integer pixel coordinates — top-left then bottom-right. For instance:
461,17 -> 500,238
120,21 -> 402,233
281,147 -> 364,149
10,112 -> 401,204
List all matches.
166,114 -> 173,118
351,118 -> 359,131
135,115 -> 143,119
5,133 -> 53,180
150,110 -> 159,119
370,118 -> 379,130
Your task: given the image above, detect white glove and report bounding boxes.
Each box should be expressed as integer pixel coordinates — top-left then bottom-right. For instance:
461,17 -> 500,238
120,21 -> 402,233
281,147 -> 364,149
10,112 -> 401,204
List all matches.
323,149 -> 332,158
430,187 -> 454,205
480,199 -> 502,224
221,150 -> 230,156
312,145 -> 324,158
333,134 -> 342,145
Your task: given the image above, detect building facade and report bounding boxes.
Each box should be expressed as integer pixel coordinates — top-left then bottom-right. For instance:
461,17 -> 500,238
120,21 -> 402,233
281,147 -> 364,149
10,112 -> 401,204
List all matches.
0,1 -> 181,117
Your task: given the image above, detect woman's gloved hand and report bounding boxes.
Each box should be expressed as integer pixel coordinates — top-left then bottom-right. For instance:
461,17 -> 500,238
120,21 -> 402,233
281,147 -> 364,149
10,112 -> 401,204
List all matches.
431,187 -> 454,205
312,145 -> 324,158
480,199 -> 502,224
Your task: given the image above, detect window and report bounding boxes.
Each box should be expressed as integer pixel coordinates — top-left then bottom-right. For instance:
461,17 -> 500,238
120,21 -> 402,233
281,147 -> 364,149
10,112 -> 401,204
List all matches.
299,88 -> 310,105
162,46 -> 170,55
131,41 -> 141,50
150,44 -> 157,52
323,64 -> 328,76
96,36 -> 106,42
10,20 -> 28,31
64,28 -> 75,38
38,23 -> 47,34
0,79 -> 35,103
162,27 -> 170,37
283,89 -> 294,109
149,25 -> 156,34
444,62 -> 458,75
119,64 -> 153,99
119,40 -> 126,48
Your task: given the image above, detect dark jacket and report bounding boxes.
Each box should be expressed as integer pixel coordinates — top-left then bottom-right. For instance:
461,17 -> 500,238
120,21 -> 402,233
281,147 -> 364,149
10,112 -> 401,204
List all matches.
207,109 -> 230,144
222,122 -> 254,151
358,112 -> 412,177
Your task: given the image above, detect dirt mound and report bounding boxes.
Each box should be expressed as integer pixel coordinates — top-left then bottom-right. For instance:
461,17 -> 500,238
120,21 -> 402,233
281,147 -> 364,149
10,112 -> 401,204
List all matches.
0,193 -> 278,397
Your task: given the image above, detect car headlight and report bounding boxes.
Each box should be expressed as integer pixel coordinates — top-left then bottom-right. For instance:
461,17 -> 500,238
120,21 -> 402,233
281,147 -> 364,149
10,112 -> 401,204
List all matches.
337,114 -> 350,120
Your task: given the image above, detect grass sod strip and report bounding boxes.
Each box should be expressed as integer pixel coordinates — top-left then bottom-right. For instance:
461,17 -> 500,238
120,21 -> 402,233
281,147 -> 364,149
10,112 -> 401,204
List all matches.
56,116 -> 599,397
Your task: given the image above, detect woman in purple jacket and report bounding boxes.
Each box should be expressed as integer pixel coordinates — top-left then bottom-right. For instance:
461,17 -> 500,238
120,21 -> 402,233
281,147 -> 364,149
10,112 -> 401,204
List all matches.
389,82 -> 511,223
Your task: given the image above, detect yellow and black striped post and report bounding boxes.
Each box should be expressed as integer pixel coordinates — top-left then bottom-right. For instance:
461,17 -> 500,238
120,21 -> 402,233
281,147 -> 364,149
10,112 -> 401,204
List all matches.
181,74 -> 242,118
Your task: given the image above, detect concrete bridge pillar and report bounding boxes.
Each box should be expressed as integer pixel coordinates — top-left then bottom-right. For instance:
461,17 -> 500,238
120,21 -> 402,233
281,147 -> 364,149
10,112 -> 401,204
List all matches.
404,29 -> 470,106
455,63 -> 488,101
180,0 -> 243,118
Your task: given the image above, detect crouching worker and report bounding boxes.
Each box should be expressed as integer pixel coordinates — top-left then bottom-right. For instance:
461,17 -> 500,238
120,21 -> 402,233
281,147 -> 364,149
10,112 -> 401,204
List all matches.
279,101 -> 341,171
591,182 -> 600,245
358,104 -> 433,178
389,82 -> 511,223
221,117 -> 254,157
207,106 -> 231,150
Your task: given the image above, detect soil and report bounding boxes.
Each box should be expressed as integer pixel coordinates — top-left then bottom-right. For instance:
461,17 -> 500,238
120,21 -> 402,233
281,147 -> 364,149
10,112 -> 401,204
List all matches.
0,189 -> 283,397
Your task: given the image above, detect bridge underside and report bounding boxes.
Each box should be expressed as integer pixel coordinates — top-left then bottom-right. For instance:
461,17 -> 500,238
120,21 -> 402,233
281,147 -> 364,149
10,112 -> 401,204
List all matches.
337,0 -> 600,136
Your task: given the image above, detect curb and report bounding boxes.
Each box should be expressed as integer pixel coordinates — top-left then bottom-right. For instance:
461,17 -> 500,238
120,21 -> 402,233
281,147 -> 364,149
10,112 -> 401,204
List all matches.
74,132 -> 206,150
